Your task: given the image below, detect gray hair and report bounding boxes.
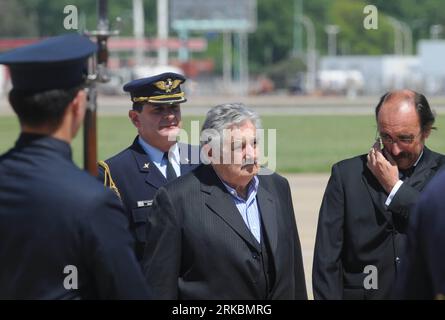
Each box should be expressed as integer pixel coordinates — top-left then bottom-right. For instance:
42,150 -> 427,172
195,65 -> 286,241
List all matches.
200,103 -> 262,147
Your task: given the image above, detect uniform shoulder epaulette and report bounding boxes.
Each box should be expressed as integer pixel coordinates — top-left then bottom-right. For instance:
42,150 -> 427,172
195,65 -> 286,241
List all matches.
98,160 -> 121,200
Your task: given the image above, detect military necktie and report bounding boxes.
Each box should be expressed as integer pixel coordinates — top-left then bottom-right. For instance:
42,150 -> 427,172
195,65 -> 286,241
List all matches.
163,152 -> 177,181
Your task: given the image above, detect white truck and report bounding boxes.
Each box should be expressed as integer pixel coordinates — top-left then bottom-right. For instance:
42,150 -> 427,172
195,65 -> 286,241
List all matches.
317,70 -> 364,97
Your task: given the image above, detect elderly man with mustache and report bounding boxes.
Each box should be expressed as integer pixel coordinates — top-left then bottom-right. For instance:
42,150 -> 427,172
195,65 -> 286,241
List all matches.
313,90 -> 445,300
142,103 -> 307,300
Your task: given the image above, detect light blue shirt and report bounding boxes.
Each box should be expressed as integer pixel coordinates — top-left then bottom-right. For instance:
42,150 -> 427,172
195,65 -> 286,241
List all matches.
221,176 -> 262,244
138,136 -> 181,178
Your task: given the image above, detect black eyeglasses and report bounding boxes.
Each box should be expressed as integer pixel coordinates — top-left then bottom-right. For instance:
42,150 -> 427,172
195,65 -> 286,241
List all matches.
375,130 -> 422,146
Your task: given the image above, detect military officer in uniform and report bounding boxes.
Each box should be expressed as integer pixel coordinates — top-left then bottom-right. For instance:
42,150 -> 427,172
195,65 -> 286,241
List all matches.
0,34 -> 150,299
98,72 -> 199,260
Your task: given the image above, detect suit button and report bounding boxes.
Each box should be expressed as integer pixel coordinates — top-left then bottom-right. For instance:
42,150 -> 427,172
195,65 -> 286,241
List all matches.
395,257 -> 401,264
252,254 -> 259,260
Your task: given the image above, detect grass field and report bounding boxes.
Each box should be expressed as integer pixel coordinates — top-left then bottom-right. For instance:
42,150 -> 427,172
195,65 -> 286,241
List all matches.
2,115 -> 445,173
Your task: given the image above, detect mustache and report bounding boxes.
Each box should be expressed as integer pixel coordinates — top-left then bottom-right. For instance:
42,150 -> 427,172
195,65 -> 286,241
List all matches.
159,122 -> 178,127
241,158 -> 258,168
392,152 -> 412,161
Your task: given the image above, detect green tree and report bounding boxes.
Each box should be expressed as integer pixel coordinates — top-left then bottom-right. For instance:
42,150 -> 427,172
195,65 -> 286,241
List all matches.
0,0 -> 38,37
329,0 -> 394,55
248,0 -> 294,73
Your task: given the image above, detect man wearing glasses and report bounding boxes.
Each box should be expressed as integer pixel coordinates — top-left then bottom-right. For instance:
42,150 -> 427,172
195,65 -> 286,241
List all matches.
313,90 -> 445,300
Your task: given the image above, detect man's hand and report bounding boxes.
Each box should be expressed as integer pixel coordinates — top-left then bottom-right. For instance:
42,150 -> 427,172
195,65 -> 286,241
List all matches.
367,142 -> 400,193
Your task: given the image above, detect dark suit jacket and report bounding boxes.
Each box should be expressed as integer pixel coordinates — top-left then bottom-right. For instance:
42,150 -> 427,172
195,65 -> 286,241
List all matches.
98,136 -> 199,260
142,164 -> 307,300
313,147 -> 445,300
0,134 -> 150,299
394,170 -> 445,299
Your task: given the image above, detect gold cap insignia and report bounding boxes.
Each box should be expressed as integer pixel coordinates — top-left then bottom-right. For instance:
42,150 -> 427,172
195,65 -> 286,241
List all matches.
154,78 -> 182,93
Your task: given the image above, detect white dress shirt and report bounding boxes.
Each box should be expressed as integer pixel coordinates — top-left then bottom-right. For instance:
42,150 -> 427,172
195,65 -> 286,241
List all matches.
138,136 -> 181,178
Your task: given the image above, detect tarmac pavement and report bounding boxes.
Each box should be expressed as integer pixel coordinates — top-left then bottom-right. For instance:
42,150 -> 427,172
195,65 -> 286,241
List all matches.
284,173 -> 330,300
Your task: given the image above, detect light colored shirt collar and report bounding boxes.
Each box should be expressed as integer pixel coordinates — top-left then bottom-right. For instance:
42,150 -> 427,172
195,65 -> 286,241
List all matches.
138,136 -> 180,166
219,175 -> 259,202
413,149 -> 423,167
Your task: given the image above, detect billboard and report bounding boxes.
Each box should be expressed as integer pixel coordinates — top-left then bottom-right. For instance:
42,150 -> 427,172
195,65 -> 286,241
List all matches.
170,0 -> 257,32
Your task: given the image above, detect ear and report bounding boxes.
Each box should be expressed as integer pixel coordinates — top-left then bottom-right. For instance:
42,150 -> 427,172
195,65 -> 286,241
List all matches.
70,89 -> 86,120
422,127 -> 432,140
65,89 -> 86,139
67,90 -> 86,127
128,110 -> 140,128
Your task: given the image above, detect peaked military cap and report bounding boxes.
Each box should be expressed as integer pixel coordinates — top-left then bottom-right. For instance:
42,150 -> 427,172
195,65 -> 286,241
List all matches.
123,72 -> 187,105
0,33 -> 97,92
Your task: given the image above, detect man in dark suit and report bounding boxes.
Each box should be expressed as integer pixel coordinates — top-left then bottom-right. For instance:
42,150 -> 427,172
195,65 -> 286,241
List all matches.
142,103 -> 307,299
98,73 -> 199,260
313,90 -> 445,299
0,34 -> 150,299
394,169 -> 445,300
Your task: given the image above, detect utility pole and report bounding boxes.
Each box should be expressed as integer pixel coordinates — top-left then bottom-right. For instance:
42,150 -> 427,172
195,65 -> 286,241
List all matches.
234,32 -> 249,96
239,32 -> 248,96
388,16 -> 404,55
302,16 -> 316,93
157,0 -> 169,65
292,0 -> 303,57
223,32 -> 232,93
133,0 -> 145,65
325,25 -> 340,56
401,22 -> 412,55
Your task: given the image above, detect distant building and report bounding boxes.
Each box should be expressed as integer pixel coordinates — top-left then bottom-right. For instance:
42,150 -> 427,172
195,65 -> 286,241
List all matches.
418,40 -> 445,95
320,55 -> 419,95
319,39 -> 445,96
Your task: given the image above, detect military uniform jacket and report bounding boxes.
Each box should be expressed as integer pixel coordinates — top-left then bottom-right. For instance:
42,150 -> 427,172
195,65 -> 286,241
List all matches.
0,134 -> 150,299
142,164 -> 307,300
312,147 -> 445,300
98,136 -> 199,260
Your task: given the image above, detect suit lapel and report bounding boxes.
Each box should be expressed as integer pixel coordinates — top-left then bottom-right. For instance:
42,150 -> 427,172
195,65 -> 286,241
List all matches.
143,163 -> 167,189
256,182 -> 278,255
201,166 -> 259,250
129,136 -> 167,189
404,147 -> 439,189
361,164 -> 392,223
